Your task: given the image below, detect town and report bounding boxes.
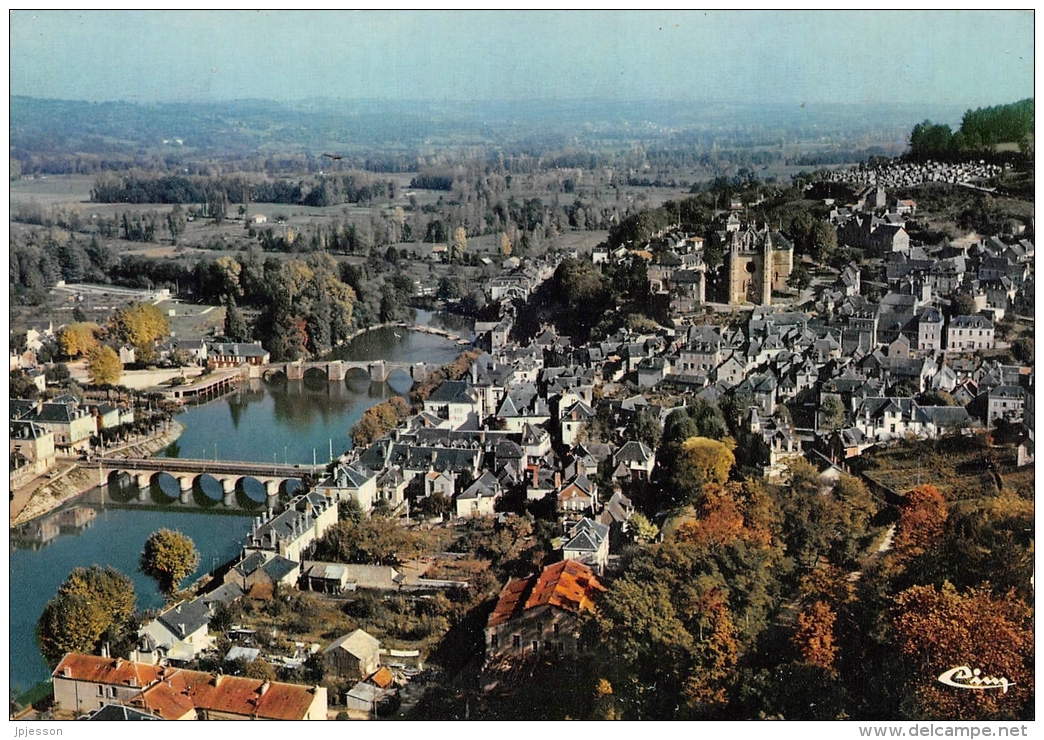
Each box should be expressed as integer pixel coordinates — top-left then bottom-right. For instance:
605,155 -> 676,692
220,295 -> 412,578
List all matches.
11,139 -> 1034,720
8,10 -> 1034,725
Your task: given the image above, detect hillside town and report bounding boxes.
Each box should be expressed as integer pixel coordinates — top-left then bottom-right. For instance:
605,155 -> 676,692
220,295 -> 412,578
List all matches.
13,162 -> 1034,719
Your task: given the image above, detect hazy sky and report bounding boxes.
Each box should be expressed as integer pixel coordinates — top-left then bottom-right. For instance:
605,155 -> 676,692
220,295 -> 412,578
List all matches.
8,10 -> 1035,107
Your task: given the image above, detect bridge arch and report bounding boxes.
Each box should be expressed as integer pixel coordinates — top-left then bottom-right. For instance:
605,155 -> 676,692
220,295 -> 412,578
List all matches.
194,474 -> 224,507
344,366 -> 371,391
236,477 -> 268,509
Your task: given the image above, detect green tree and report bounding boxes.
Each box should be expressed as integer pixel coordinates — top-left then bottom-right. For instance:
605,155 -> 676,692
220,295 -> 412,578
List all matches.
951,293 -> 978,318
223,294 -> 250,342
243,658 -> 277,681
1010,336 -> 1033,365
818,396 -> 846,432
86,345 -> 122,386
629,512 -> 659,543
10,370 -> 41,399
36,566 -> 136,667
787,262 -> 812,292
139,528 -> 201,597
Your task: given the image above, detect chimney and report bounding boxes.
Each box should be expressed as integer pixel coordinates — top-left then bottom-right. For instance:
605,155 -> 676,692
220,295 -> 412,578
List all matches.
531,467 -> 539,488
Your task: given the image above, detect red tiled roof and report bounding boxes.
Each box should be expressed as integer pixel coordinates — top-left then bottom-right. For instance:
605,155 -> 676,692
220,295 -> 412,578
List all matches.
53,654 -> 321,721
487,560 -> 605,628
53,654 -> 161,688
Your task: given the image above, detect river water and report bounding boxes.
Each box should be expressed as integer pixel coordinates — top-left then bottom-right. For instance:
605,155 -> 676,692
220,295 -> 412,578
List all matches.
8,311 -> 468,694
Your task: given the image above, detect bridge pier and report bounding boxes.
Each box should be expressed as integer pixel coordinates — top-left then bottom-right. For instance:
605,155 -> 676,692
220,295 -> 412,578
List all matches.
180,487 -> 191,505
368,361 -> 388,383
135,473 -> 151,493
327,361 -> 346,382
221,478 -> 237,494
411,363 -> 428,383
286,362 -> 305,381
178,475 -> 193,492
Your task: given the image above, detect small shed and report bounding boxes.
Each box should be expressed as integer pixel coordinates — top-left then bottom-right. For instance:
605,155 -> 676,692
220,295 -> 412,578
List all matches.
323,629 -> 380,680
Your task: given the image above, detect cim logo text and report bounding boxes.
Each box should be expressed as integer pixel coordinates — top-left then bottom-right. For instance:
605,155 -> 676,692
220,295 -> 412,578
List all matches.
937,666 -> 1013,693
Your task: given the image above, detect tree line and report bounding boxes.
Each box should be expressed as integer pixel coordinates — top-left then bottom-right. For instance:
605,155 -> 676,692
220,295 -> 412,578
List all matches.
908,98 -> 1034,160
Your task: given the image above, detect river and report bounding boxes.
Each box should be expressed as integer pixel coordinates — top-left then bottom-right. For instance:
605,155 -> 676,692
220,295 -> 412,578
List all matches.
8,311 -> 468,694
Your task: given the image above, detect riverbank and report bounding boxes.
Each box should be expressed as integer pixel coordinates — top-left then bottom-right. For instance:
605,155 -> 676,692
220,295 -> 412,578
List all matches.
10,421 -> 184,528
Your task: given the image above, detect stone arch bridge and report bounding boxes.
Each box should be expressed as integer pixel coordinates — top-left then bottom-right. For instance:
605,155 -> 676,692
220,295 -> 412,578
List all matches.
91,457 -> 328,511
263,359 -> 432,384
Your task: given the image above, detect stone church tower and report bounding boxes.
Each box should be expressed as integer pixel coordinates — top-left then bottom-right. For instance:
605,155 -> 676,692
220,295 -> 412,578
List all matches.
726,224 -> 794,306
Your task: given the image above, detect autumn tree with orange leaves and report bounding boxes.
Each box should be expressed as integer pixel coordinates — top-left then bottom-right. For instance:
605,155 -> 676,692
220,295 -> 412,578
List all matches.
893,483 -> 948,557
892,582 -> 1033,720
792,600 -> 839,673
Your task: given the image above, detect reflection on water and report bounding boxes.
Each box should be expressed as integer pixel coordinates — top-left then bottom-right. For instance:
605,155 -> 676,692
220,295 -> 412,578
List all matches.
167,325 -> 464,464
10,505 -> 98,552
10,502 -> 254,693
9,315 -> 472,694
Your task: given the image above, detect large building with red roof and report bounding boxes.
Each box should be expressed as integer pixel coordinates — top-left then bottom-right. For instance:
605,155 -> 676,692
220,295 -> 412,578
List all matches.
52,653 -> 327,720
484,559 -> 605,661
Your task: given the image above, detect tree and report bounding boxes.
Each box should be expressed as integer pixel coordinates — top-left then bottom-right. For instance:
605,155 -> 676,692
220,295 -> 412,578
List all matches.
36,566 -> 136,667
892,583 -> 1033,719
792,601 -> 838,673
893,484 -> 948,558
87,345 -> 122,386
58,322 -> 100,358
818,396 -> 845,432
1010,336 -> 1033,365
10,370 -> 41,399
108,302 -> 170,364
243,658 -> 277,681
677,437 -> 735,494
629,512 -> 659,543
951,293 -> 978,319
787,262 -> 812,292
139,529 -> 201,597
451,226 -> 468,262
223,294 -> 250,342
499,232 -> 513,257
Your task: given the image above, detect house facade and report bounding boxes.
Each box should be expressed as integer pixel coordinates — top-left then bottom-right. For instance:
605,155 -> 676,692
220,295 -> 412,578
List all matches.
52,654 -> 326,719
485,560 -> 605,661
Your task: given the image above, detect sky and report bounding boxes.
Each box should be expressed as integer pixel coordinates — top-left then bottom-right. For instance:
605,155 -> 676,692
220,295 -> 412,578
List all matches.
7,10 -> 1036,108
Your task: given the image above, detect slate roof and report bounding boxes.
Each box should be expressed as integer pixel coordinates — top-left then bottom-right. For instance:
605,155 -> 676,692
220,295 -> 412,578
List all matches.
208,342 -> 269,358
427,380 -> 479,405
260,555 -> 300,583
156,598 -> 214,640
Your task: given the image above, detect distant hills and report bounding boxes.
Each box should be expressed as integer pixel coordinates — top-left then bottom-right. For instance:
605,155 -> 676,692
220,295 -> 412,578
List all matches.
11,95 -> 971,162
